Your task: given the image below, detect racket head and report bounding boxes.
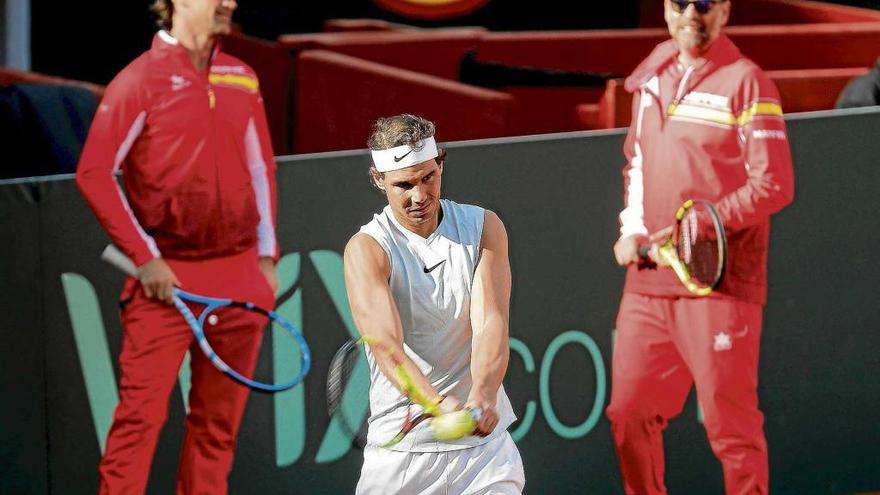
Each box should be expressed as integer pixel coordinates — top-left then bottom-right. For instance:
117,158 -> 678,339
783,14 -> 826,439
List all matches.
380,409 -> 433,448
326,339 -> 370,449
670,199 -> 727,294
100,245 -> 311,392
173,290 -> 311,393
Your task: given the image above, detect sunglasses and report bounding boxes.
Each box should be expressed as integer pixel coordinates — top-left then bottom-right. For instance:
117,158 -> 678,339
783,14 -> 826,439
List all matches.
669,0 -> 726,15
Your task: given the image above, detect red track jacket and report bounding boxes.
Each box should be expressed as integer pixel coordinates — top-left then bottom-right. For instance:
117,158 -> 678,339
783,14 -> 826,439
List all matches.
77,31 -> 278,267
619,34 -> 794,305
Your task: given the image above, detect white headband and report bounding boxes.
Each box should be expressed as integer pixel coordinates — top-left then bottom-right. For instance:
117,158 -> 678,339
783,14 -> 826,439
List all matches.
370,137 -> 439,173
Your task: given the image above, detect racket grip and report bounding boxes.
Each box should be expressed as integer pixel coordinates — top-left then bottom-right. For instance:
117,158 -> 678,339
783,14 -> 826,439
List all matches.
101,244 -> 138,277
637,244 -> 651,258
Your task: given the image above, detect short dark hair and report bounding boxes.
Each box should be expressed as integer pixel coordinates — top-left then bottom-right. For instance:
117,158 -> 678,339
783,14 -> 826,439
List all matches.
151,0 -> 173,31
367,113 -> 436,151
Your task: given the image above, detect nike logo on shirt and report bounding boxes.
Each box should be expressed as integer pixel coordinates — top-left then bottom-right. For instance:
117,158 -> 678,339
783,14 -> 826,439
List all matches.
423,260 -> 445,273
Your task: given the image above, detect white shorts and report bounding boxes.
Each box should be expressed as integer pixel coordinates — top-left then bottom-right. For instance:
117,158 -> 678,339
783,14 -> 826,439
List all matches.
355,432 -> 525,495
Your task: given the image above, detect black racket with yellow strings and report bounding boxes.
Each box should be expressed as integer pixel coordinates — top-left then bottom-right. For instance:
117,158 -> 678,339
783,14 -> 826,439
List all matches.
325,337 -> 482,449
639,199 -> 727,297
326,339 -> 370,449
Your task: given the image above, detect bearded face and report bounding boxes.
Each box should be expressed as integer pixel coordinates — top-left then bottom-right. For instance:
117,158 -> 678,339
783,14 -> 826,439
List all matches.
664,0 -> 731,57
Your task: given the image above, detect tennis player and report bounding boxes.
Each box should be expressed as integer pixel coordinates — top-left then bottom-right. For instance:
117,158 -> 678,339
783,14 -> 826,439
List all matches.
343,114 -> 524,494
606,1 -> 794,494
75,0 -> 278,492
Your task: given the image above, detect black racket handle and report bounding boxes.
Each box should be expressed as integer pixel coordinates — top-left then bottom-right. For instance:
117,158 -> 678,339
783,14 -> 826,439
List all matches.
637,244 -> 651,258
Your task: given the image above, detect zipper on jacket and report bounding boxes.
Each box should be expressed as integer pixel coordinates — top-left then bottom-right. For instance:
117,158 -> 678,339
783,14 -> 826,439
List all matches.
665,64 -> 696,126
673,64 -> 696,105
208,79 -> 225,248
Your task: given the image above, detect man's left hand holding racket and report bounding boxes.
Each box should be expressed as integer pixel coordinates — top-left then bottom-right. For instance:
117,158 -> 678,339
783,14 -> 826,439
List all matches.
614,227 -> 672,267
615,199 -> 726,296
102,244 -> 311,392
136,257 -> 182,304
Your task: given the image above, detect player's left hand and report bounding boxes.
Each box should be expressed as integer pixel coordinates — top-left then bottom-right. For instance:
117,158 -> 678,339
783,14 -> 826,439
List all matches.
259,257 -> 278,294
465,396 -> 498,436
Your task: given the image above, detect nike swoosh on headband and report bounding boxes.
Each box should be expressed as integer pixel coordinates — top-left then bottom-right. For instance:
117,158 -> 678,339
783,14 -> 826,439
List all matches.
394,149 -> 414,162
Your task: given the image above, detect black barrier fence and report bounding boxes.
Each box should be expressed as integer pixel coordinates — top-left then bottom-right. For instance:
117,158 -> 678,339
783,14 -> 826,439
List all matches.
1,108 -> 879,494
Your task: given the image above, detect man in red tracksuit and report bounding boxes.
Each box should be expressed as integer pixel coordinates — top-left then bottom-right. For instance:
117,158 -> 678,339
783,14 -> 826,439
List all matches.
75,0 -> 278,493
606,1 -> 794,494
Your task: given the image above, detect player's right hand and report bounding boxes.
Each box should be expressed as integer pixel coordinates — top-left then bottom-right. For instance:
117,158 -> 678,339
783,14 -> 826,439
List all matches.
137,257 -> 181,304
459,399 -> 496,437
613,234 -> 647,266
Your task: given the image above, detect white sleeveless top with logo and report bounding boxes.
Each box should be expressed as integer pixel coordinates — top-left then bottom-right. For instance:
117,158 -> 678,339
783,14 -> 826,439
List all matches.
357,199 -> 516,452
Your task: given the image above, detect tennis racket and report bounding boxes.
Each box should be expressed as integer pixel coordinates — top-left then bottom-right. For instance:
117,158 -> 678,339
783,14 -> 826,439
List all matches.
326,339 -> 370,449
101,244 -> 311,392
639,199 -> 727,297
326,337 -> 481,448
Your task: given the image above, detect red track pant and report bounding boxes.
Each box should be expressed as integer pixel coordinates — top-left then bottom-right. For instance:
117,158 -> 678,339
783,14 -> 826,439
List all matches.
606,293 -> 768,495
97,248 -> 273,495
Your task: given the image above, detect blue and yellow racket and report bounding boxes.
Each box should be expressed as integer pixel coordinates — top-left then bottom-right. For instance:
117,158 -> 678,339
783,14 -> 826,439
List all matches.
101,244 -> 311,392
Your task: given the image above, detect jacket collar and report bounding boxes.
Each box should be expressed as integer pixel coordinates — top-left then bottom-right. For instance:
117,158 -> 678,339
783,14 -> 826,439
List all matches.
625,33 -> 742,93
152,30 -> 222,67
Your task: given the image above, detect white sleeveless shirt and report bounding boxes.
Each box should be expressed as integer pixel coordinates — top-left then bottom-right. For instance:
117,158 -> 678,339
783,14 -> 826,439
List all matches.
358,199 -> 516,452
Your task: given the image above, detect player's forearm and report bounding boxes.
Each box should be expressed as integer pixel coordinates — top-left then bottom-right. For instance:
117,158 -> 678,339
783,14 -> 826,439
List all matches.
351,310 -> 442,407
362,335 -> 444,414
468,316 -> 509,404
467,211 -> 511,405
